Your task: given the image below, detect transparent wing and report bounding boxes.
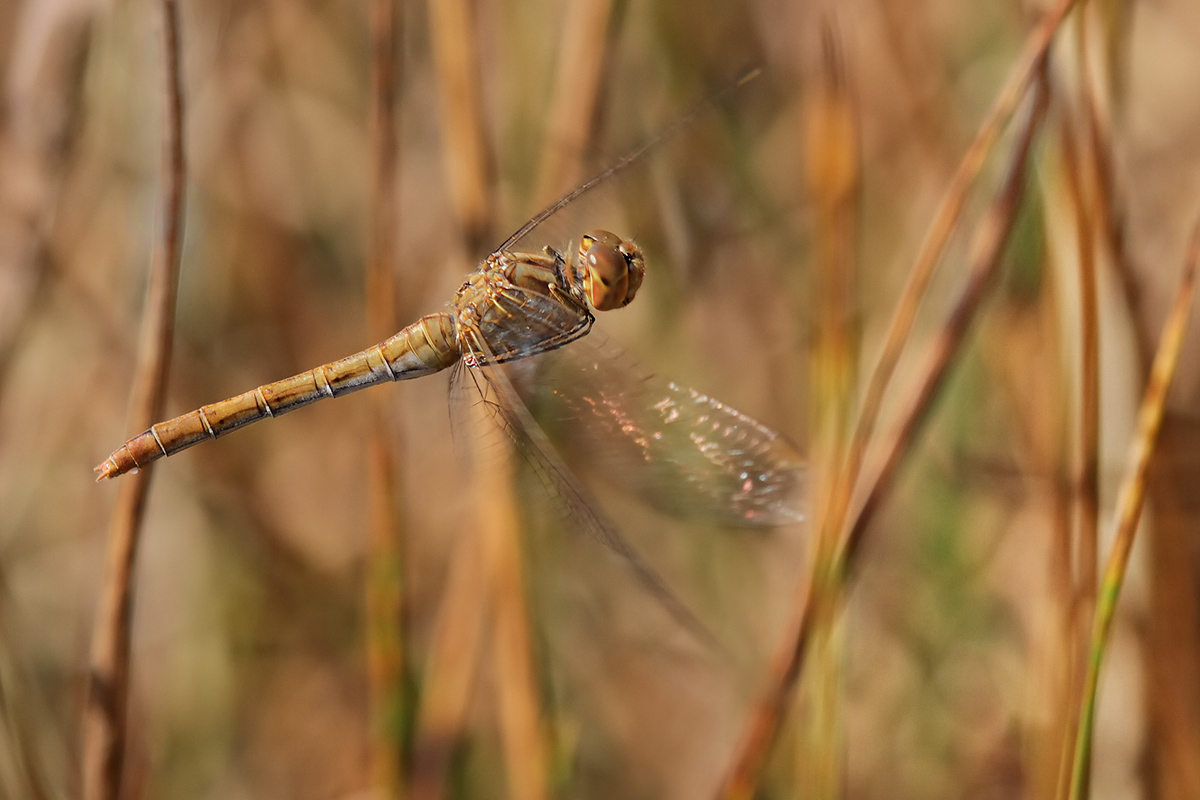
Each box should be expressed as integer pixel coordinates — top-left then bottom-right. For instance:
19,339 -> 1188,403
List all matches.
475,277 -> 593,363
451,323 -> 719,648
517,332 -> 806,528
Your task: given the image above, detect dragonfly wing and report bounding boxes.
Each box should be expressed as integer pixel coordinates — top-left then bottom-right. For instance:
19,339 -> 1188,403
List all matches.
455,322 -> 719,648
518,333 -> 806,528
447,278 -> 589,451
474,273 -> 594,363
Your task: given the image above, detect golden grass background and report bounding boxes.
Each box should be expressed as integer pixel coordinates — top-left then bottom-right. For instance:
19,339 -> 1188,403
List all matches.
1,0 -> 1200,798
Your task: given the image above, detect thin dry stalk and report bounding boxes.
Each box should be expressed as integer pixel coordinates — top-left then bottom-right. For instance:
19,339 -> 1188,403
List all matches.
431,2 -> 577,791
798,18 -> 858,799
1084,3 -> 1200,791
843,71 -> 1048,614
484,444 -> 549,800
532,0 -> 615,207
427,0 -> 494,250
718,72 -> 1050,800
775,24 -> 1076,779
365,0 -> 406,796
409,526 -> 489,800
979,281 -> 1073,798
996,304 -> 1075,799
484,2 -> 624,790
1073,3 -> 1144,367
408,405 -> 550,800
368,3 -> 400,340
1097,0 -> 1200,788
1051,104 -> 1100,800
417,4 -> 542,797
1069,15 -> 1102,607
831,0 -> 1077,540
1144,433 -> 1200,800
81,3 -> 186,800
1066,222 -> 1200,800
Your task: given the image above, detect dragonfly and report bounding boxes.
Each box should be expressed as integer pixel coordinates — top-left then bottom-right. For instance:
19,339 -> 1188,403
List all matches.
96,83 -> 804,633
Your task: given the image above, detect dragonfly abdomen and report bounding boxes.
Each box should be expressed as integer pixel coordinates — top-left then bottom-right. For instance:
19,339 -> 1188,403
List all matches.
94,312 -> 460,480
378,310 -> 459,377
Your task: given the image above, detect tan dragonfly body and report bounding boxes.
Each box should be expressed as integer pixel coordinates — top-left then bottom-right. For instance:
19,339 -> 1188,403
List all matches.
96,231 -> 644,480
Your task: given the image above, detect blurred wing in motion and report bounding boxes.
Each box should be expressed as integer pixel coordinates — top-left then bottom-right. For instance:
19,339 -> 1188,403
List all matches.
449,325 -> 720,648
519,333 -> 806,528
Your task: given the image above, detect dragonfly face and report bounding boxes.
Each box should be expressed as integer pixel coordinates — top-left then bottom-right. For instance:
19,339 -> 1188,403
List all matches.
575,229 -> 646,311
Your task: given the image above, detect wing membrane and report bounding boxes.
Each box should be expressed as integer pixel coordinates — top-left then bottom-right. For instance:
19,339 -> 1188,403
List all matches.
479,282 -> 593,363
452,324 -> 719,648
519,333 -> 806,527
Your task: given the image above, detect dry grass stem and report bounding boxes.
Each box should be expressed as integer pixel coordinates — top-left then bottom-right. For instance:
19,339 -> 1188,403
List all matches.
410,525 -> 489,800
843,72 -> 1048,602
781,21 -> 1076,779
428,0 -> 495,250
719,68 -> 1050,800
799,18 -> 858,799
1067,222 -> 1200,800
1051,100 -> 1100,800
483,443 -> 549,800
365,0 -> 407,795
409,399 -> 550,800
81,3 -> 186,799
442,6 -> 622,791
1067,21 -> 1102,607
834,0 -> 1077,514
1074,4 -> 1145,367
532,0 -> 616,207
409,527 -> 489,800
420,3 -> 545,796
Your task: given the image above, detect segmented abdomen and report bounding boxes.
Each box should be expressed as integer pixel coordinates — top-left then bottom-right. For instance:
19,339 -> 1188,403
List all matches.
95,312 -> 459,480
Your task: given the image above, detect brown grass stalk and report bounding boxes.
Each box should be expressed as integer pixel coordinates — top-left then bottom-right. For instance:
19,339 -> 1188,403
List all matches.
1145,432 -> 1200,799
409,522 -> 488,800
841,69 -> 1048,627
409,407 -> 549,800
774,17 -> 1077,779
81,3 -> 186,800
414,2 -> 545,796
829,0 -> 1077,524
1051,99 -> 1100,800
1074,3 -> 1144,368
427,0 -> 494,250
1078,5 -> 1200,792
483,443 -> 549,800
365,0 -> 406,796
532,0 -> 616,207
1067,222 -> 1200,800
1096,2 -> 1200,789
1069,12 -> 1102,611
798,18 -> 858,799
470,3 -> 626,794
718,69 -> 1050,800
991,298 -> 1074,799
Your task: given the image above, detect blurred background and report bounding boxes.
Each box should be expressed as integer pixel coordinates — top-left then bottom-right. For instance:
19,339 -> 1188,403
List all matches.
2,0 -> 1200,798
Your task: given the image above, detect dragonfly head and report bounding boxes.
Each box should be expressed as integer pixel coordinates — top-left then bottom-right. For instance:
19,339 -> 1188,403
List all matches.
577,230 -> 645,311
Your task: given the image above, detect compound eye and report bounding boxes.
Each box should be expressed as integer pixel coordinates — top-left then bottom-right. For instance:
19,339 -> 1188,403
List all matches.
578,229 -> 645,311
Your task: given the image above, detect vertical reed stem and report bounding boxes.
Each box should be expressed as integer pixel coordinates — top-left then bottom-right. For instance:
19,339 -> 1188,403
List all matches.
1067,225 -> 1200,800
365,0 -> 407,796
799,18 -> 858,800
82,3 -> 186,799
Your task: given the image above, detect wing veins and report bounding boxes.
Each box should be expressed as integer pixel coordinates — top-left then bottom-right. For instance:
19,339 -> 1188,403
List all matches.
460,326 -> 719,649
